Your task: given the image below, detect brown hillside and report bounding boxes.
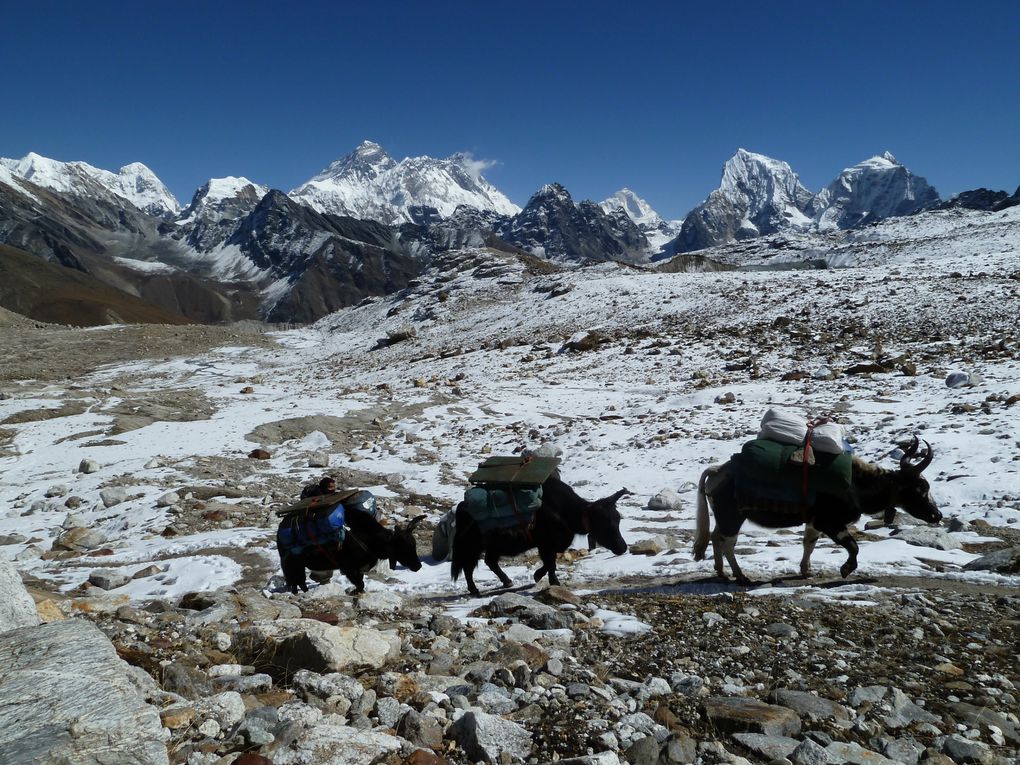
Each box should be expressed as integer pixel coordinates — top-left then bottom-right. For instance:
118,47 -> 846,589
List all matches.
0,243 -> 193,326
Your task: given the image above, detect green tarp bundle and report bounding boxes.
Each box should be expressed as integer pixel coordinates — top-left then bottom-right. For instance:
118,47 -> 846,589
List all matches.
734,439 -> 853,508
462,455 -> 559,534
468,456 -> 560,486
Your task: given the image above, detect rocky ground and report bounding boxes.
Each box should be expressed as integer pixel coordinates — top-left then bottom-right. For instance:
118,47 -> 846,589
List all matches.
6,557 -> 1020,765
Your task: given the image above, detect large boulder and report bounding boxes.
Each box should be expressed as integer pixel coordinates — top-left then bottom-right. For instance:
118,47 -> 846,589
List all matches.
270,724 -> 401,765
0,561 -> 39,633
0,619 -> 168,764
238,619 -> 400,677
963,546 -> 1020,574
449,709 -> 533,764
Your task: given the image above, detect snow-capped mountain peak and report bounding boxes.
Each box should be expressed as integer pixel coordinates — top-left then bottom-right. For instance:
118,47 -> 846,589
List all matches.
289,140 -> 520,225
0,152 -> 180,217
600,188 -> 682,254
177,176 -> 269,225
672,148 -> 814,252
309,140 -> 397,184
812,151 -> 938,230
718,149 -> 814,212
601,188 -> 662,227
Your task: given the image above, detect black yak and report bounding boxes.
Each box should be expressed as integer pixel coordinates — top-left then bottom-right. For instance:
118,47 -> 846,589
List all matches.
451,475 -> 629,597
277,509 -> 424,594
693,436 -> 941,582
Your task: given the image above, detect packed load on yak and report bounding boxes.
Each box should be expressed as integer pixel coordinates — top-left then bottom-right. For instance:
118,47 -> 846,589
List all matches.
431,454 -> 561,561
731,408 -> 855,515
275,488 -> 379,564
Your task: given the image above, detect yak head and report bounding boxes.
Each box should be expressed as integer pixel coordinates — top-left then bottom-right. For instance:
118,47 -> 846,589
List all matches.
586,489 -> 630,556
389,515 -> 425,572
894,437 -> 942,525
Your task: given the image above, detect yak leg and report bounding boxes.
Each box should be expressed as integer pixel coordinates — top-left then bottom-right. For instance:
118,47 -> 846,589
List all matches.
818,524 -> 860,578
341,568 -> 366,593
484,551 -> 513,589
713,531 -> 750,584
536,546 -> 560,586
460,558 -> 481,597
800,524 -> 822,577
282,556 -> 308,594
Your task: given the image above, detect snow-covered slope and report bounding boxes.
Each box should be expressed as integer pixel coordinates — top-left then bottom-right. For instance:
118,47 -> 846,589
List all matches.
662,204 -> 1020,270
601,188 -> 681,253
2,239 -> 1018,604
289,140 -> 520,225
0,152 -> 180,217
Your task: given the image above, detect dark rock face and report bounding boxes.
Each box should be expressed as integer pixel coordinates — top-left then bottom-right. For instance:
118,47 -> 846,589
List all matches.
226,192 -> 424,323
498,184 -> 648,263
0,176 -> 424,325
937,188 -> 1012,211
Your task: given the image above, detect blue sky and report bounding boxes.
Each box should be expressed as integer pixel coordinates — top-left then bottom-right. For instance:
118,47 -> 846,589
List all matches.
2,1 -> 1018,219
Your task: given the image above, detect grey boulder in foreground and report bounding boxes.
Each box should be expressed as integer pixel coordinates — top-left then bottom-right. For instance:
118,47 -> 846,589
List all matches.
0,618 -> 168,765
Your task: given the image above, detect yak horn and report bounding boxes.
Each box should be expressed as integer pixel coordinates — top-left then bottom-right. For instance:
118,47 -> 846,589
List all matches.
406,515 -> 426,530
900,437 -> 933,474
915,441 -> 934,473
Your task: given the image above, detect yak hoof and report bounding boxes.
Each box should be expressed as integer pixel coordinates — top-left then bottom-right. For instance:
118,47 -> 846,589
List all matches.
735,576 -> 753,586
468,588 -> 481,598
840,562 -> 857,578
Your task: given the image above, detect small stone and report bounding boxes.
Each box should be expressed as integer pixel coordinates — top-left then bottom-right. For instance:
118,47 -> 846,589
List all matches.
88,570 -> 130,590
789,738 -> 829,765
100,487 -> 128,508
160,706 -> 197,729
78,459 -> 101,474
248,448 -> 272,460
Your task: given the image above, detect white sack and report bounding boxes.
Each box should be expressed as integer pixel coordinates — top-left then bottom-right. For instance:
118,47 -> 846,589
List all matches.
758,408 -> 808,446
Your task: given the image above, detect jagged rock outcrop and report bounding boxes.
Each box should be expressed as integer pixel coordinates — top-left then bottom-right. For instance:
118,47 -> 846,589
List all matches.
673,149 -> 814,252
0,619 -> 169,764
811,151 -> 939,230
173,176 -> 269,251
937,186 -> 1020,212
226,191 -> 424,322
498,183 -> 648,263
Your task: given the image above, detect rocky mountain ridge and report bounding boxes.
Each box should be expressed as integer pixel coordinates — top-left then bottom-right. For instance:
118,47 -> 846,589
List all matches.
1,144 -> 1017,326
673,150 -> 941,252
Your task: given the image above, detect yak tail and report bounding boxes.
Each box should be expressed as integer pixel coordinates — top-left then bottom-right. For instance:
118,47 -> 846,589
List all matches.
451,556 -> 462,582
692,467 -> 716,561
